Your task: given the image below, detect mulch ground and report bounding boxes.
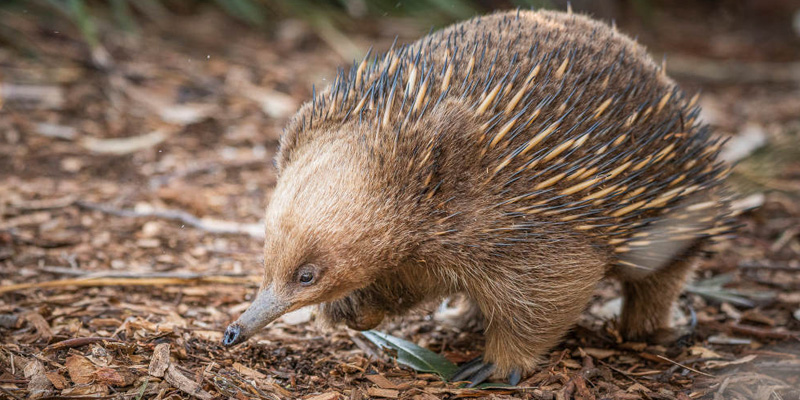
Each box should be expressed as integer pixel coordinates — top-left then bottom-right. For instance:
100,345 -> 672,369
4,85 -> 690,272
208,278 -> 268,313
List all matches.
1,4 -> 799,399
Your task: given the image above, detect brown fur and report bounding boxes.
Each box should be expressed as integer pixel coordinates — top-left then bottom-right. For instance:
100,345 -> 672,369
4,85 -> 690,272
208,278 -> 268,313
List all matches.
253,9 -> 734,376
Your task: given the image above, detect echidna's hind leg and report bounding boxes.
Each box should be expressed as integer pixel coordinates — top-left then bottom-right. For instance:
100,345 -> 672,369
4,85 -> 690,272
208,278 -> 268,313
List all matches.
435,294 -> 485,332
618,248 -> 700,342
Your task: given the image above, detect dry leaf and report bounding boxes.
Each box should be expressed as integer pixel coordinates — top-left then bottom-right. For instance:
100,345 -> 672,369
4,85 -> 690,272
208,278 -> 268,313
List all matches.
66,354 -> 97,384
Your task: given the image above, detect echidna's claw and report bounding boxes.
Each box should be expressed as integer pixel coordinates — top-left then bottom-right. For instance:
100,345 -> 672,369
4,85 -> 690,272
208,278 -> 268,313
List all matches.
451,356 -> 486,382
508,368 -> 522,386
451,356 -> 518,387
450,356 -> 522,388
465,363 -> 496,387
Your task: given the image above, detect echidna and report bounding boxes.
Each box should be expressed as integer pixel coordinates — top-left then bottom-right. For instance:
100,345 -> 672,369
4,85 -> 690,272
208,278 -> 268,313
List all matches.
222,9 -> 735,385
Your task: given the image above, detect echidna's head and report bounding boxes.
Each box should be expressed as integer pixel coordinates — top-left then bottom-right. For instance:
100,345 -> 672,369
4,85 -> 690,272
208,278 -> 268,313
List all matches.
222,138 -> 404,346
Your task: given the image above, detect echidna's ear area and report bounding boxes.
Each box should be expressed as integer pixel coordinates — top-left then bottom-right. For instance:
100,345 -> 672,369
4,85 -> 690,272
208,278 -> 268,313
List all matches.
277,8 -> 735,272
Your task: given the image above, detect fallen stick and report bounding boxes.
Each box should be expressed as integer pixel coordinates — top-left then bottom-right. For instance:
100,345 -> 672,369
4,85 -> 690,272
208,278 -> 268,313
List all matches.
43,337 -> 123,353
655,355 -> 714,378
76,201 -> 264,238
0,276 -> 260,295
38,266 -> 252,279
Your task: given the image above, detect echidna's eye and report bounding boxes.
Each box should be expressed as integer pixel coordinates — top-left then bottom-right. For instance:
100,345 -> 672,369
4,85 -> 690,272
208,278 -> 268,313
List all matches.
296,264 -> 317,285
299,271 -> 314,284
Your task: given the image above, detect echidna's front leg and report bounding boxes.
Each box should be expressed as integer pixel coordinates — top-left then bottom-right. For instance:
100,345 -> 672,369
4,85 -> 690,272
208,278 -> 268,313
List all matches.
454,243 -> 606,385
318,287 -> 387,330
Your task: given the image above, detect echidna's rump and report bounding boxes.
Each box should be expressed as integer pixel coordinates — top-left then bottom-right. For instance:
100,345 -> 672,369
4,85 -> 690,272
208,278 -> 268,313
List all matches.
225,9 -> 736,383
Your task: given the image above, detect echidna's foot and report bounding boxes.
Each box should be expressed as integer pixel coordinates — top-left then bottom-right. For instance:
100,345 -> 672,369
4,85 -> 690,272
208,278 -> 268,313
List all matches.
646,325 -> 695,348
450,356 -> 521,387
344,307 -> 385,331
623,305 -> 697,347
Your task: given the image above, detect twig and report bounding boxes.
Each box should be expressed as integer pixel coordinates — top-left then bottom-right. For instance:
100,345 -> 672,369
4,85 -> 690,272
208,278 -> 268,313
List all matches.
38,266 -> 252,279
729,324 -> 800,341
76,201 -> 263,238
595,359 -> 641,384
43,337 -> 123,353
0,385 -> 23,400
0,275 -> 259,295
0,379 -> 28,384
655,355 -> 714,377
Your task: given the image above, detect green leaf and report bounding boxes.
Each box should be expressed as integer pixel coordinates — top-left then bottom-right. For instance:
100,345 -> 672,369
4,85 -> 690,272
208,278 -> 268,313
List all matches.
476,382 -> 514,389
687,273 -> 778,308
361,330 -> 458,380
686,285 -> 755,308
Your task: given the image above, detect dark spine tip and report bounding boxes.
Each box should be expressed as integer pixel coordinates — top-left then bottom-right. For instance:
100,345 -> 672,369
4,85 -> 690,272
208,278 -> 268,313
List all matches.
222,324 -> 242,347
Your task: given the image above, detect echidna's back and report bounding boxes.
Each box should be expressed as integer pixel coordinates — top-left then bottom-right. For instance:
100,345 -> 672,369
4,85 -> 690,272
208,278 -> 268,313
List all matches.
282,9 -> 734,269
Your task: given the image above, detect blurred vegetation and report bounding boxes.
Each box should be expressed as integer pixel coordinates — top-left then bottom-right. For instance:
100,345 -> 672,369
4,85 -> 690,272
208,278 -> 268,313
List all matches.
1,0 -> 555,52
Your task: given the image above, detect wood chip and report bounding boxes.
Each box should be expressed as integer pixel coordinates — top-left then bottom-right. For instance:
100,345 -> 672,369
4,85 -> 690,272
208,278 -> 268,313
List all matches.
233,362 -> 267,380
305,392 -> 342,400
148,343 -> 170,378
94,367 -> 137,387
192,330 -> 223,342
164,364 -> 213,400
366,374 -> 399,389
366,387 -> 400,398
626,383 -> 652,393
581,347 -> 618,360
62,384 -> 109,396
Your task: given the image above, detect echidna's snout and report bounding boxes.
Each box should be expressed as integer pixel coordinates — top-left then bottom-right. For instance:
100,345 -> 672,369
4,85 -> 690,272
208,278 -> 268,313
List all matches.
222,324 -> 243,346
222,286 -> 288,347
